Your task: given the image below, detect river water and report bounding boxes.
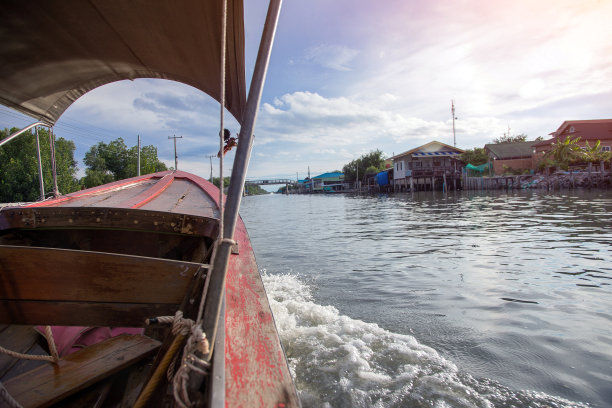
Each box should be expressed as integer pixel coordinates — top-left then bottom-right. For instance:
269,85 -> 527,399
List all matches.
240,190 -> 612,408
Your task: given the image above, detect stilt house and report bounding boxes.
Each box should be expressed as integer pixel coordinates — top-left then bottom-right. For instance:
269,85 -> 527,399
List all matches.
390,141 -> 464,191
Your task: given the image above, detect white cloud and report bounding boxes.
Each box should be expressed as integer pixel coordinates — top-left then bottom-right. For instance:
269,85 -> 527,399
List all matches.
304,44 -> 359,71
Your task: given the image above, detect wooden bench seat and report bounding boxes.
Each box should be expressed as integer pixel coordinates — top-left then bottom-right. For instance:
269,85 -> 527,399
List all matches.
3,334 -> 160,408
0,245 -> 205,326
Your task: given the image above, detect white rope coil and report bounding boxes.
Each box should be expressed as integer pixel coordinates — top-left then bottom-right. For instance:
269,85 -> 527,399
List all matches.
0,325 -> 59,364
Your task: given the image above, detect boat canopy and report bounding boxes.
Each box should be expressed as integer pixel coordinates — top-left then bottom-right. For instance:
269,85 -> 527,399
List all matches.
0,0 -> 247,125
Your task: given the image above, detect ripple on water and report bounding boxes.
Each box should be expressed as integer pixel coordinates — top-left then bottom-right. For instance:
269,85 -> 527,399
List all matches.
263,273 -> 588,408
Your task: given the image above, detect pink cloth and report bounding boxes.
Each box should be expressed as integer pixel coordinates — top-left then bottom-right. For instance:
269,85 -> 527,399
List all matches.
36,326 -> 144,357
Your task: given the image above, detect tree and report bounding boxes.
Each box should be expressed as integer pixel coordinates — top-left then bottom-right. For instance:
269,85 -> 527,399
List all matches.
342,150 -> 385,181
212,176 -> 231,188
82,137 -> 167,188
492,133 -> 528,144
0,127 -> 79,202
544,135 -> 582,170
581,140 -> 611,174
460,147 -> 488,166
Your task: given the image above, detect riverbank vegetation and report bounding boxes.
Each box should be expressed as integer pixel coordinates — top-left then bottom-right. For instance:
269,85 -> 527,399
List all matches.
1,128 -> 168,202
0,127 -> 78,202
342,150 -> 386,181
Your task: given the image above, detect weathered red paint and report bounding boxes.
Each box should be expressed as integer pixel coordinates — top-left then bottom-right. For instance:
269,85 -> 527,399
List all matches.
13,170 -> 298,406
120,172 -> 176,208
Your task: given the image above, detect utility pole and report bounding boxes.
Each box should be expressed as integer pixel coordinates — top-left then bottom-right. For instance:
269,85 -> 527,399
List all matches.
451,100 -> 457,147
168,135 -> 183,170
206,155 -> 216,182
137,135 -> 141,176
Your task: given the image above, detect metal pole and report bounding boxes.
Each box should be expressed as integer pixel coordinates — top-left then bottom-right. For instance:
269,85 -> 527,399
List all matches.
137,135 -> 141,176
202,0 -> 283,360
35,127 -> 45,200
49,127 -> 59,197
0,121 -> 48,147
452,100 -> 457,148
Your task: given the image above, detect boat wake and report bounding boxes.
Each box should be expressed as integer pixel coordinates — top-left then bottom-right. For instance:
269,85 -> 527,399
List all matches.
262,272 -> 587,408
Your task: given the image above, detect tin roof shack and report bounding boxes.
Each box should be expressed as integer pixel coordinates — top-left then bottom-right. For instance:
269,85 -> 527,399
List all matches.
307,172 -> 345,193
390,141 -> 464,192
485,141 -> 539,175
533,119 -> 612,169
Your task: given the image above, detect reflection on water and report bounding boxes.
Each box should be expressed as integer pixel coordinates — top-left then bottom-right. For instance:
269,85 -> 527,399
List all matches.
241,190 -> 612,407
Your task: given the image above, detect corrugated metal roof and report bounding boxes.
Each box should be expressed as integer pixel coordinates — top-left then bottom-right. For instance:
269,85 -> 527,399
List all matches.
485,141 -> 538,159
313,172 -> 343,179
390,141 -> 464,160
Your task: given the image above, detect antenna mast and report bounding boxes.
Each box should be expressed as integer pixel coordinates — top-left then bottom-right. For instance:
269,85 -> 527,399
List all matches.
451,100 -> 457,147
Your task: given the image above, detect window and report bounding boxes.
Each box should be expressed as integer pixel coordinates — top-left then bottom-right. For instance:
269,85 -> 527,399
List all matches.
602,146 -> 611,152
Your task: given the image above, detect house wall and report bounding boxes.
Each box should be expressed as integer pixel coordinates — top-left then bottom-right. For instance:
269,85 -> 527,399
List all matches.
493,157 -> 533,174
393,159 -> 407,179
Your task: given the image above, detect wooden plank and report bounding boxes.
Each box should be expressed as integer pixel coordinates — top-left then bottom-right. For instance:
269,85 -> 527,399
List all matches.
0,300 -> 181,326
118,173 -> 175,209
4,334 -> 161,408
0,325 -> 42,380
0,245 -> 201,304
0,207 -> 219,238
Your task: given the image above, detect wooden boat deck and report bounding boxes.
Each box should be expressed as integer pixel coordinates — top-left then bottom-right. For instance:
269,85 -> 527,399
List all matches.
0,170 -> 299,407
31,171 -> 220,219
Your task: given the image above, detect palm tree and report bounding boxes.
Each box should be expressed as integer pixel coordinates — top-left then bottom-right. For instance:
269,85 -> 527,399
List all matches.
544,135 -> 583,171
582,140 -> 612,175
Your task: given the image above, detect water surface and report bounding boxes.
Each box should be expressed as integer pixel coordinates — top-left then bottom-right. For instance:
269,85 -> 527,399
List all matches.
241,190 -> 612,407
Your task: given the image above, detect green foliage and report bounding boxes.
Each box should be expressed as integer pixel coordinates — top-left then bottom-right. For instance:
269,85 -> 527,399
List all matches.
342,150 -> 385,181
581,140 -> 612,164
365,165 -> 379,175
212,176 -> 231,188
544,135 -> 582,168
0,127 -> 79,202
82,137 -> 167,188
492,133 -> 528,144
245,184 -> 268,195
460,147 -> 488,166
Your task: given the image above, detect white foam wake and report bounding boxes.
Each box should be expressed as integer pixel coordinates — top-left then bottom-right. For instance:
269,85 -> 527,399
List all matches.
262,272 -> 587,408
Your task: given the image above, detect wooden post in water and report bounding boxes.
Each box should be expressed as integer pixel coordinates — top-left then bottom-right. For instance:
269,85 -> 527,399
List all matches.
443,173 -> 447,193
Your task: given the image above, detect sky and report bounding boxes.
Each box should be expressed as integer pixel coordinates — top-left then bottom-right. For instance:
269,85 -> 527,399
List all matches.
1,0 -> 611,182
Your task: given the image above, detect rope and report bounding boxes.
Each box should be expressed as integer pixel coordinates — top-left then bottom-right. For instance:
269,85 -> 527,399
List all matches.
44,326 -> 59,362
0,382 -> 22,408
140,311 -> 211,408
0,325 -> 59,364
162,2 -> 229,406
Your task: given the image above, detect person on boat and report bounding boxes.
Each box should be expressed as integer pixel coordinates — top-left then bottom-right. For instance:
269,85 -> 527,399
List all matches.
218,128 -> 238,157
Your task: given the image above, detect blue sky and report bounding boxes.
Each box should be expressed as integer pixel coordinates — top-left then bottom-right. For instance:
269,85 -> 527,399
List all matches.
1,0 -> 611,181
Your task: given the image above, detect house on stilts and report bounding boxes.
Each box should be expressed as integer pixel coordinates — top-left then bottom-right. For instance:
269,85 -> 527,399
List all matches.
390,141 -> 464,192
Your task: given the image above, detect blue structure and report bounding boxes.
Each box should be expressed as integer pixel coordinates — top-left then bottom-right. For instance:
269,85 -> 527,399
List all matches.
376,171 -> 389,186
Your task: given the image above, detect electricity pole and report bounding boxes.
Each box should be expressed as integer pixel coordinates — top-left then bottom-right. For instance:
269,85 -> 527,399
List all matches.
168,135 -> 183,170
206,155 -> 216,182
137,135 -> 141,176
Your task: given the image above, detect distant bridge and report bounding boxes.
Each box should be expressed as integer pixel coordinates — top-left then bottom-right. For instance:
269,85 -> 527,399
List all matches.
245,179 -> 296,185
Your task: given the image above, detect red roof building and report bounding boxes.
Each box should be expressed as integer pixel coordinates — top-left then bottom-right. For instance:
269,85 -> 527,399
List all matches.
534,119 -> 612,153
532,120 -> 612,169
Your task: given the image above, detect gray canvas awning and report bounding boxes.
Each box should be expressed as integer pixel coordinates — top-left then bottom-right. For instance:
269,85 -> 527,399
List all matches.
0,0 -> 246,125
